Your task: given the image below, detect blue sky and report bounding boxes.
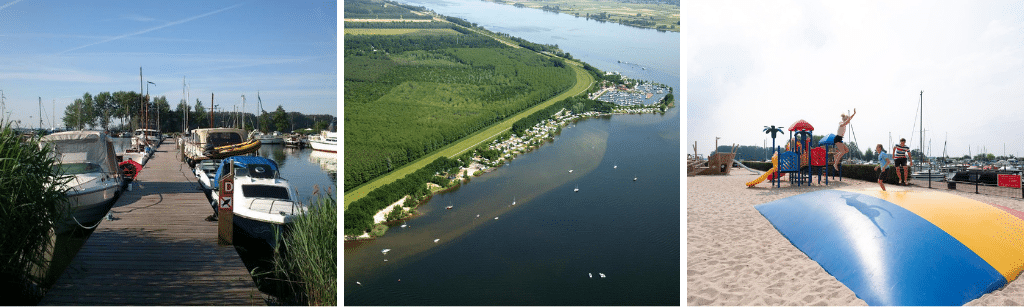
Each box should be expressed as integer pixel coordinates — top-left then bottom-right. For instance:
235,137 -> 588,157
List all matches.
0,0 -> 337,130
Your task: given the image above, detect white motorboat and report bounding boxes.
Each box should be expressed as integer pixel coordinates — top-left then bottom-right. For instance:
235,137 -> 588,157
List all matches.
41,131 -> 123,233
308,130 -> 337,153
210,156 -> 307,249
283,133 -> 305,148
193,158 -> 221,191
134,128 -> 162,145
254,131 -> 284,145
574,184 -> 579,192
121,142 -> 150,166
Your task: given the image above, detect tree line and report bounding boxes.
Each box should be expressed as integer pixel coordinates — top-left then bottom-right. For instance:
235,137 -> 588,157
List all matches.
61,91 -> 334,133
344,156 -> 466,235
343,0 -> 433,20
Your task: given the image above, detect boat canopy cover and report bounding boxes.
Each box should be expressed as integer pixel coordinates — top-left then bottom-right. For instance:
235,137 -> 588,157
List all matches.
191,128 -> 246,147
215,156 -> 279,185
40,131 -> 118,175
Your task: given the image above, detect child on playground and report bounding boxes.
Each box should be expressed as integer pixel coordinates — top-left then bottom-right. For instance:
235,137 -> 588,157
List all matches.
893,138 -> 912,185
874,144 -> 895,191
834,109 -> 856,170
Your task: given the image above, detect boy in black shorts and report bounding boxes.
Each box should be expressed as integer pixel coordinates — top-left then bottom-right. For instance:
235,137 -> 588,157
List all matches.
892,138 -> 911,185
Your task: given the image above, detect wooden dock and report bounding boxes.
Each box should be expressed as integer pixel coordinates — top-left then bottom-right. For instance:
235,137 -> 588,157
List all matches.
40,142 -> 266,305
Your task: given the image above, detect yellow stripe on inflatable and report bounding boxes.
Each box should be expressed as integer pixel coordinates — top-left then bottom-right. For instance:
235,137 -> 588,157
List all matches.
844,189 -> 1024,282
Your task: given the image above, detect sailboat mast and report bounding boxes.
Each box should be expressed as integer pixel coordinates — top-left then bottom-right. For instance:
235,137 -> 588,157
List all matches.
919,91 -> 923,163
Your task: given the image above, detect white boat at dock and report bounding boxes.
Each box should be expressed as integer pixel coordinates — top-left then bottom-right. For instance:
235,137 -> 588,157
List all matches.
209,156 -> 307,249
134,128 -> 163,145
41,131 -> 123,233
308,130 -> 337,153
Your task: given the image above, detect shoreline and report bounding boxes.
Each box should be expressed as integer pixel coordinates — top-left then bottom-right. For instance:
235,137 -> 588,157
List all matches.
344,101 -> 669,241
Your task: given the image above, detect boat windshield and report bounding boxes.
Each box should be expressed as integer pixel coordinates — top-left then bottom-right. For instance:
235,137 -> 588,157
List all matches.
241,185 -> 290,201
54,162 -> 102,175
207,132 -> 243,147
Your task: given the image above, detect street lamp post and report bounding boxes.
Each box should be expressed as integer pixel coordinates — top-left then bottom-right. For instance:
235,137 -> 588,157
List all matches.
147,81 -> 156,134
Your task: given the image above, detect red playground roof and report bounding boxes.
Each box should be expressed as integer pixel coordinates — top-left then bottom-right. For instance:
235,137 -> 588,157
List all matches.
788,119 -> 814,131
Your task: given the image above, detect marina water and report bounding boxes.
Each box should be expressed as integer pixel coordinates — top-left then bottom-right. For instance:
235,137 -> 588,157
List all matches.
344,1 -> 680,304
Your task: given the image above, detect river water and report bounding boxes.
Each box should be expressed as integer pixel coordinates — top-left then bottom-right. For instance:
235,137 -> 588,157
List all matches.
344,1 -> 679,305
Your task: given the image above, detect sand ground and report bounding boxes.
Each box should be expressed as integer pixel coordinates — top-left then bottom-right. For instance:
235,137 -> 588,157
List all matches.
687,169 -> 1024,305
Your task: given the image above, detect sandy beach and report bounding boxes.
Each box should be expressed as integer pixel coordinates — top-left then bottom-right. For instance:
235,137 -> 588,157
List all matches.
687,169 -> 1024,305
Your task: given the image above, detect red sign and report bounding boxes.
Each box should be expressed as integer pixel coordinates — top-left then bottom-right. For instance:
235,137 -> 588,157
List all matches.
998,174 -> 1021,188
218,173 -> 234,210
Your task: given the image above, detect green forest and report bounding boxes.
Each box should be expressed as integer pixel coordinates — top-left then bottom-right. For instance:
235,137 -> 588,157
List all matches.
343,0 -> 433,20
344,22 -> 576,192
59,91 -> 334,134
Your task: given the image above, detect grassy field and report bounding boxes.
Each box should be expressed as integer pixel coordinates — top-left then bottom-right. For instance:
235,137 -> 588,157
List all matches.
489,0 -> 679,32
344,28 -> 463,36
344,62 -> 594,209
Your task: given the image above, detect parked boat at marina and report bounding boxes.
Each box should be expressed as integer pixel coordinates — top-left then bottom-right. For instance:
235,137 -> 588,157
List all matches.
183,128 -> 251,167
254,131 -> 284,145
283,133 -> 305,148
134,128 -> 163,145
308,130 -> 337,152
209,156 -> 307,249
40,131 -> 123,232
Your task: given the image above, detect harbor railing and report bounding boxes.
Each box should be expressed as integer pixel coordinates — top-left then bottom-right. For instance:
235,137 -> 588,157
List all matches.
910,168 -> 1024,199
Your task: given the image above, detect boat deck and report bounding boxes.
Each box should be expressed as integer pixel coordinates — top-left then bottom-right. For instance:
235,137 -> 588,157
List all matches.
40,142 -> 266,305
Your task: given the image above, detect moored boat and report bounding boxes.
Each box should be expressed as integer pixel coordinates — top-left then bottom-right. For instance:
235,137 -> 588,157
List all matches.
134,128 -> 163,145
209,156 -> 307,249
308,130 -> 337,152
183,128 -> 250,167
40,131 -> 123,233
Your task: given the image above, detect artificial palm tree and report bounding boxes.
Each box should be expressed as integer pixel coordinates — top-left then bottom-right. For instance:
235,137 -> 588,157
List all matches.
763,125 -> 785,156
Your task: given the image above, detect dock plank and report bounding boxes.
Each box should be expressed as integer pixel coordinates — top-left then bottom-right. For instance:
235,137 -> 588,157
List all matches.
40,142 -> 267,306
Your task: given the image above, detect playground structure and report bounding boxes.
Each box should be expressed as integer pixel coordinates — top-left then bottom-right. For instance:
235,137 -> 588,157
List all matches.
748,119 -> 843,188
688,141 -> 735,176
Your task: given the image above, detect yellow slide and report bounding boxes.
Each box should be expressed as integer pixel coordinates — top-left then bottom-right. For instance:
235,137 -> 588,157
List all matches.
746,152 -> 779,187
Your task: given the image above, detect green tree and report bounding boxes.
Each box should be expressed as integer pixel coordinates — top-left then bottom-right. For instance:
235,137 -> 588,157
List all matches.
273,105 -> 289,132
313,120 -> 329,132
193,100 -> 207,129
865,148 -> 874,161
152,96 -> 170,132
176,99 -> 191,132
93,92 -> 113,130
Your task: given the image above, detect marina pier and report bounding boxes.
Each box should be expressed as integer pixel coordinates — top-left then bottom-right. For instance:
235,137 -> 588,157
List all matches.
40,142 -> 265,305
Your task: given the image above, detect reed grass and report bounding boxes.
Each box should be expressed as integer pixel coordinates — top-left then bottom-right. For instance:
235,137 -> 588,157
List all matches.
275,190 -> 337,306
0,122 -> 69,302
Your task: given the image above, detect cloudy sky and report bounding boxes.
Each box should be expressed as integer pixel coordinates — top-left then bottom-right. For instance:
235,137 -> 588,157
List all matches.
688,0 -> 1024,159
0,0 -> 336,130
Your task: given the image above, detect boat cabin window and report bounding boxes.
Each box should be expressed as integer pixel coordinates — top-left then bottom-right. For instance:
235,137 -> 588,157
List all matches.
241,185 -> 290,200
232,164 -> 277,179
55,162 -> 101,175
207,133 -> 242,147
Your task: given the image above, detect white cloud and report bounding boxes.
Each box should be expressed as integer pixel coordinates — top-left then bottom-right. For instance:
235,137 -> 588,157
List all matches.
689,0 -> 1024,158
